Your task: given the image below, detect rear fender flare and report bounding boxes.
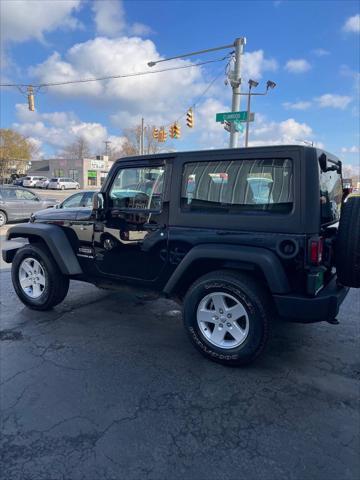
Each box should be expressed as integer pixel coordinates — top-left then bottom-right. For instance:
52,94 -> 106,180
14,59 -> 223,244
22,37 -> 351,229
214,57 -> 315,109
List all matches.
163,244 -> 290,295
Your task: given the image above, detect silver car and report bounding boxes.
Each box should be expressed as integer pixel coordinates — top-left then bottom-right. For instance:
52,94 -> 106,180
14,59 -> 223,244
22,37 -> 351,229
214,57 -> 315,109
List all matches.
0,186 -> 57,226
35,178 -> 50,189
23,176 -> 47,188
48,177 -> 80,190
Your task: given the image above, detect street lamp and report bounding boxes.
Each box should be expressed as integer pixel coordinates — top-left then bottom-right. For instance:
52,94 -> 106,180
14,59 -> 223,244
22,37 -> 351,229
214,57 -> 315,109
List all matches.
244,79 -> 276,148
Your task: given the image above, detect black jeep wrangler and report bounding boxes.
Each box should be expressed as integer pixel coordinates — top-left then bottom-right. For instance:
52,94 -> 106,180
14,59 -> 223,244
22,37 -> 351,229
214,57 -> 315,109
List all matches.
3,146 -> 359,366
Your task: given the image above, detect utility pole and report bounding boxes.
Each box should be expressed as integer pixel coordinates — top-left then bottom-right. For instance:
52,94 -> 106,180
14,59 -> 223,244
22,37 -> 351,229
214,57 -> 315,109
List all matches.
229,37 -> 246,148
147,38 -> 246,148
140,117 -> 145,155
103,140 -> 112,157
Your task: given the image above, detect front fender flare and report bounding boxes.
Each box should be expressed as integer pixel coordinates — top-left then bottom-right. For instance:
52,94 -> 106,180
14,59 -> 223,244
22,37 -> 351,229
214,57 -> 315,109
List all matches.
163,244 -> 290,295
4,223 -> 82,275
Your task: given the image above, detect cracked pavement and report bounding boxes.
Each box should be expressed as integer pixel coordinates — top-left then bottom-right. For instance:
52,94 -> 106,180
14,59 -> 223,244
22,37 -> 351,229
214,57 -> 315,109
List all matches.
0,268 -> 359,480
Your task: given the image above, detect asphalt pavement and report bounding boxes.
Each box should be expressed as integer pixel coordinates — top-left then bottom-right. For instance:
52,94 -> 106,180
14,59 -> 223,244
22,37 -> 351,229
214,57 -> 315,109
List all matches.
0,267 -> 359,480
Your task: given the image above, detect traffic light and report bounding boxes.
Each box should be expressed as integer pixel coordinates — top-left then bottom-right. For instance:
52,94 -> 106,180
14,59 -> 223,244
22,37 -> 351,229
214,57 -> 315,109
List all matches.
158,127 -> 167,142
27,86 -> 35,112
152,128 -> 159,139
169,123 -> 181,139
173,122 -> 181,139
186,108 -> 194,128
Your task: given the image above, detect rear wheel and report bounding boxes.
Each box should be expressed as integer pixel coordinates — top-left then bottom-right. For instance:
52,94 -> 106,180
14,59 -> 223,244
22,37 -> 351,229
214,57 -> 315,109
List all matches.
183,270 -> 271,366
336,197 -> 360,287
61,185 -> 65,190
0,210 -> 7,227
12,244 -> 69,310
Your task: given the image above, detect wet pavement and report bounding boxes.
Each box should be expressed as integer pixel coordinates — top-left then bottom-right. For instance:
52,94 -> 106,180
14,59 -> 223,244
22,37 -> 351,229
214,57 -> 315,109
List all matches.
0,269 -> 359,480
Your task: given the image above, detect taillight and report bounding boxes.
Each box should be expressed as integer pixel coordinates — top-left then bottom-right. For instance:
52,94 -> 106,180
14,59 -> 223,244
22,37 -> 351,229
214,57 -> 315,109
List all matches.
309,237 -> 323,265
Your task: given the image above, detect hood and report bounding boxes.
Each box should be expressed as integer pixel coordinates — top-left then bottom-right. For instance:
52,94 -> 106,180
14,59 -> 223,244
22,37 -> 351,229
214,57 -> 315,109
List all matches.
31,207 -> 93,223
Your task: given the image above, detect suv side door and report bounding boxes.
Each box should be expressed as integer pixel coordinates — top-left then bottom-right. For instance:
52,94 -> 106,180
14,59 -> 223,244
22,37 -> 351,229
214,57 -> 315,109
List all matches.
93,161 -> 169,284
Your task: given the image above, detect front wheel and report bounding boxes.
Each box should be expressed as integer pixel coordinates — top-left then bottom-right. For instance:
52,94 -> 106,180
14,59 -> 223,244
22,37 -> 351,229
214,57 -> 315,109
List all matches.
11,244 -> 69,310
183,271 -> 271,366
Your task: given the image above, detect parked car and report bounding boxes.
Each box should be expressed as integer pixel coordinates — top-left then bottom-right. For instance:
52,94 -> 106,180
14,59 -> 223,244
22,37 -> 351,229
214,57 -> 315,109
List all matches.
22,176 -> 47,188
12,176 -> 27,186
48,177 -> 80,190
2,146 -> 359,366
30,191 -> 96,221
0,186 -> 58,226
35,178 -> 50,189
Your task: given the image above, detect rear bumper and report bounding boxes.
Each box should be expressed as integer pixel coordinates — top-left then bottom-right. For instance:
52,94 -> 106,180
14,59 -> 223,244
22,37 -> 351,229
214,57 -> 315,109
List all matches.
273,275 -> 349,323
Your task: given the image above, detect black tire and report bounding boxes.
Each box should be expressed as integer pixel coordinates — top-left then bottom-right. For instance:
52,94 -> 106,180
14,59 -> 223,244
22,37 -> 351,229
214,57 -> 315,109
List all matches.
11,244 -> 69,311
183,270 -> 271,366
336,197 -> 360,287
0,210 -> 7,227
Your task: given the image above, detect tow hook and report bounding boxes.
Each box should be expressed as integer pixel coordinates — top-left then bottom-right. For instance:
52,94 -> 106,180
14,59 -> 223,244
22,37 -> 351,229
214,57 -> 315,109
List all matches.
327,318 -> 339,325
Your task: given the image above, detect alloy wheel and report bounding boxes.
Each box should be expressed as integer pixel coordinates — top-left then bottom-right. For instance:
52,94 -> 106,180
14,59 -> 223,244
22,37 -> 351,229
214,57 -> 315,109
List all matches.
197,291 -> 249,349
18,258 -> 46,299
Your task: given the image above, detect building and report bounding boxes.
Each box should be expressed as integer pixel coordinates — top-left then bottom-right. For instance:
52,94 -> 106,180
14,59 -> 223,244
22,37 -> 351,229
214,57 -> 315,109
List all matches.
27,155 -> 114,189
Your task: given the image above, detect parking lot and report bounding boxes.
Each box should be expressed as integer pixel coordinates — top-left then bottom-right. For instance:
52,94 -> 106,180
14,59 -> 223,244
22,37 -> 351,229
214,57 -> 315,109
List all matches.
1,254 -> 359,479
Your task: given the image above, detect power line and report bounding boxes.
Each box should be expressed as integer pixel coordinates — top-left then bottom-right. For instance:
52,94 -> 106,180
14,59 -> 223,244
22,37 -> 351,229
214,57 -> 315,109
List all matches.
166,63 -> 228,129
0,55 -> 230,89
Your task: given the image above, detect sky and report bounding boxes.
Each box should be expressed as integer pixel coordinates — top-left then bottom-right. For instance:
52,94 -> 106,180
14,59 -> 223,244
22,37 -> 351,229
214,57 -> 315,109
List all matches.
0,0 -> 359,174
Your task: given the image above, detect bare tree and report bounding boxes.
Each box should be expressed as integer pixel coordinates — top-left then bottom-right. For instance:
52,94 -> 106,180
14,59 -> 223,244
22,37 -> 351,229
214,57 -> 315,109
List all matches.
61,136 -> 91,160
110,124 -> 170,160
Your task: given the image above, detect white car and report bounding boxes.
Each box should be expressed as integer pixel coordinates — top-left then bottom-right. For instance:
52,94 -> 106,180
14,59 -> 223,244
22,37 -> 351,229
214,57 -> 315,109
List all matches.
22,176 -> 47,188
35,178 -> 50,189
48,177 -> 80,190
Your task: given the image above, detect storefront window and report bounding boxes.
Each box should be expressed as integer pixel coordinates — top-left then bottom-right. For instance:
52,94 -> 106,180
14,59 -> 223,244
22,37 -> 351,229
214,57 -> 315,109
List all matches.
69,169 -> 80,181
53,169 -> 64,177
88,170 -> 97,186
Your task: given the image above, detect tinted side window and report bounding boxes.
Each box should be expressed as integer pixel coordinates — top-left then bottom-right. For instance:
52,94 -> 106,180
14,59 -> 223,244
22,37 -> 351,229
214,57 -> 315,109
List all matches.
62,193 -> 83,208
16,189 -> 37,200
181,159 -> 293,214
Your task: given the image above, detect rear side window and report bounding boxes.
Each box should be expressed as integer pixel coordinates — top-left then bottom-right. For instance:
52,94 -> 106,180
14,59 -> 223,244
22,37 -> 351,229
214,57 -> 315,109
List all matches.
50,178 -> 58,182
181,158 -> 293,214
320,169 -> 342,224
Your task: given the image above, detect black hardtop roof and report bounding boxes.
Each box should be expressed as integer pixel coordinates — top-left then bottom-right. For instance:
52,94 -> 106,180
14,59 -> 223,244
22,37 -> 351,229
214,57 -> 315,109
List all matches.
114,144 -> 339,165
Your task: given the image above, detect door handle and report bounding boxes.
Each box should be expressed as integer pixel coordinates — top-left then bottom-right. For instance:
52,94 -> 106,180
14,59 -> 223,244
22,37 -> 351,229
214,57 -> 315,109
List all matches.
143,223 -> 165,231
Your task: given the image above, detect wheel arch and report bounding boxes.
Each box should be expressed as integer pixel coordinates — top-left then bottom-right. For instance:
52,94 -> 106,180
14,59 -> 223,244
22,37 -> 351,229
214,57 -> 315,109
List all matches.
163,244 -> 290,298
4,223 -> 82,275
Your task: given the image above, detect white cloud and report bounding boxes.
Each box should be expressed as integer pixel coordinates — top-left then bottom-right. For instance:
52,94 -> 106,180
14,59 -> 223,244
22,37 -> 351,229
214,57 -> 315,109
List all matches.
342,163 -> 360,178
343,14 -> 360,33
12,104 -> 126,154
341,146 -> 360,154
29,36 -> 205,116
92,0 -> 126,37
248,115 -> 315,146
312,48 -> 330,57
92,0 -> 152,38
283,101 -> 312,110
315,94 -> 352,109
241,50 -> 278,81
0,0 -> 82,43
285,59 -> 311,73
196,98 -> 228,149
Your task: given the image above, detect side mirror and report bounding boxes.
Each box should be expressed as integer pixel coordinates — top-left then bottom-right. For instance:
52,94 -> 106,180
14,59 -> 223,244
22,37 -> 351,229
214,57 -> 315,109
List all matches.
319,153 -> 327,172
92,192 -> 104,211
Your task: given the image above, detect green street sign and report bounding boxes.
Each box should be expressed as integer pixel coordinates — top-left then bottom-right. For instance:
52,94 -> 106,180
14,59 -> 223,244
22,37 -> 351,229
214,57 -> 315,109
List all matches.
234,120 -> 245,133
216,111 -> 248,123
